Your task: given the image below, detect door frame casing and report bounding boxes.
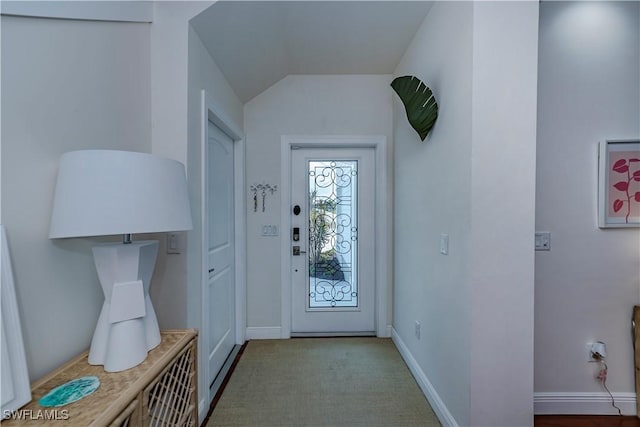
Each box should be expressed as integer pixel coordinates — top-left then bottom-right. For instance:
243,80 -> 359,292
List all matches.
280,135 -> 389,338
200,90 -> 246,413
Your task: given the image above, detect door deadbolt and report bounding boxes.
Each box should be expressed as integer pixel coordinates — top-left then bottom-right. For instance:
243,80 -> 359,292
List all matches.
293,205 -> 301,215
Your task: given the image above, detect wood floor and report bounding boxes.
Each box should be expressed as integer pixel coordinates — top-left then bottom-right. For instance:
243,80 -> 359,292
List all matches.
535,415 -> 640,427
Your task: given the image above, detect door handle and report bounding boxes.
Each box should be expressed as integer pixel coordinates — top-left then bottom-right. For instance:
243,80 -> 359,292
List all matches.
208,268 -> 215,273
292,246 -> 307,256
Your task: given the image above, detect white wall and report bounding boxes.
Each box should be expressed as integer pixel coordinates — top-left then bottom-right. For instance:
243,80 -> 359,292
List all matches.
393,2 -> 538,426
187,21 -> 244,419
393,2 -> 473,425
1,3 -> 243,420
469,2 -> 538,425
0,0 -> 153,22
151,1 -> 213,167
149,2 -> 244,418
148,1 -> 212,334
535,1 -> 640,415
243,75 -> 393,334
1,15 -> 151,380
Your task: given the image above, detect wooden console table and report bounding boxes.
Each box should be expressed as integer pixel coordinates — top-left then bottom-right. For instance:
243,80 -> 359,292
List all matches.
2,329 -> 198,426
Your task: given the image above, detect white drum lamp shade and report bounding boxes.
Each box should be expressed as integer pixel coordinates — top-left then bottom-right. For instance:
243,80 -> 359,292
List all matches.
49,150 -> 193,372
49,150 -> 192,238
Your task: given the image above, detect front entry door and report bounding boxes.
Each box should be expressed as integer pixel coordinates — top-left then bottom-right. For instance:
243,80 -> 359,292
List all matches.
206,120 -> 235,396
291,148 -> 376,333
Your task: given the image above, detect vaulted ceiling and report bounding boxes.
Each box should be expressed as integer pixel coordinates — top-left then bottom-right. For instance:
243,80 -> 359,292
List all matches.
190,1 -> 434,102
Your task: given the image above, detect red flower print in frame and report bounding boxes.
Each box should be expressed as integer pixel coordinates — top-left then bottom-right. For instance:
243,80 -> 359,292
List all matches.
599,140 -> 640,228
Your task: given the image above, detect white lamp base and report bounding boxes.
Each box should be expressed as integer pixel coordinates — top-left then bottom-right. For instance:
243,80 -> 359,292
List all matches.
88,240 -> 161,372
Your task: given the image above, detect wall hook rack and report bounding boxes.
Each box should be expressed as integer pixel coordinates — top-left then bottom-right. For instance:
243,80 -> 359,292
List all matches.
250,182 -> 278,212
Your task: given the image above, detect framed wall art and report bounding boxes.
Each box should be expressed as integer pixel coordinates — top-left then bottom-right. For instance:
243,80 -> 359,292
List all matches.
1,225 -> 31,418
598,139 -> 640,228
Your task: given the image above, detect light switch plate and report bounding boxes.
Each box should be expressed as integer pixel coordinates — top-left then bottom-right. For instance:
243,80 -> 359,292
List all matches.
261,225 -> 279,237
167,232 -> 181,254
440,234 -> 449,255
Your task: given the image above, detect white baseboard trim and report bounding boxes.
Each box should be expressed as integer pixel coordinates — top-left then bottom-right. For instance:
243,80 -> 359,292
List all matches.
245,326 -> 282,340
534,392 -> 636,416
391,327 -> 459,427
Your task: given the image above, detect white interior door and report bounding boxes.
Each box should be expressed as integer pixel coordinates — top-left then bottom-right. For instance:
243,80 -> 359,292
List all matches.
291,147 -> 376,333
206,120 -> 235,395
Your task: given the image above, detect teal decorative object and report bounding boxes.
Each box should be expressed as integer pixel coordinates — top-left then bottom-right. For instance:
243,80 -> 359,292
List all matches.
391,75 -> 439,141
39,376 -> 100,407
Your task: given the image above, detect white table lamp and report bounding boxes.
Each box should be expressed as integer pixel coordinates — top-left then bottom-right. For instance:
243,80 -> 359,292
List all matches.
49,150 -> 193,372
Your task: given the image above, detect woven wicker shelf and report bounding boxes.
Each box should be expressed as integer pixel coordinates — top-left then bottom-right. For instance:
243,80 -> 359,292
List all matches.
2,329 -> 198,427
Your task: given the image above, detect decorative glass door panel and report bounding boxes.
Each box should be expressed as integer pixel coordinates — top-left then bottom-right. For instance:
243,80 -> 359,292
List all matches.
308,160 -> 358,308
291,147 -> 375,334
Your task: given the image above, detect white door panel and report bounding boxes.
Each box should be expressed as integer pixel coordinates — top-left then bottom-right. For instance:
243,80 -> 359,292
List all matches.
206,121 -> 235,393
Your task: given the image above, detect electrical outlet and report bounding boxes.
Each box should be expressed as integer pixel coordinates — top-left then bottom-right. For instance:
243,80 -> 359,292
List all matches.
586,342 -> 607,362
535,232 -> 551,251
586,343 -> 596,361
415,321 -> 421,340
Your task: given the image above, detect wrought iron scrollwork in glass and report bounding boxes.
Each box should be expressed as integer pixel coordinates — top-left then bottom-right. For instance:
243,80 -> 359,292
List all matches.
308,161 -> 358,308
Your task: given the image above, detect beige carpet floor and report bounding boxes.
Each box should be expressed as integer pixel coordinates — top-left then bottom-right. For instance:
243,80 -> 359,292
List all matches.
206,337 -> 441,427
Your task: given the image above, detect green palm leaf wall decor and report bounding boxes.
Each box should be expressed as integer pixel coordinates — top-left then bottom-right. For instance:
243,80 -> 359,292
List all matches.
391,75 -> 438,141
